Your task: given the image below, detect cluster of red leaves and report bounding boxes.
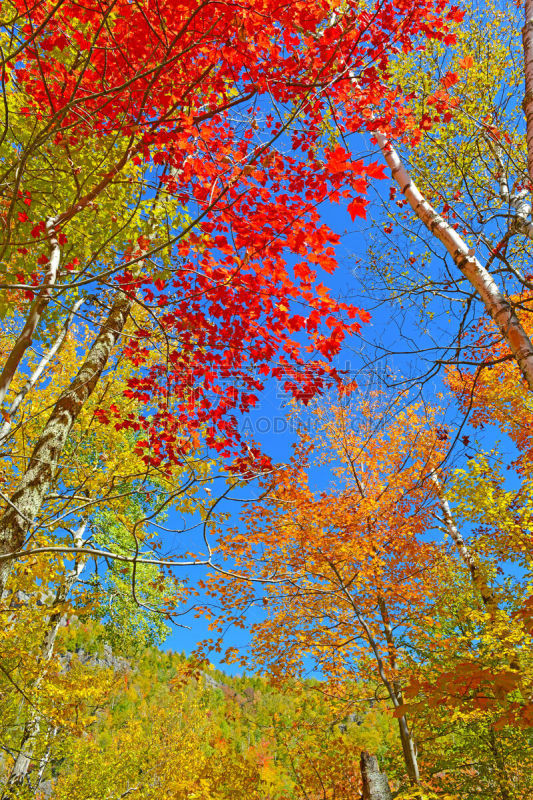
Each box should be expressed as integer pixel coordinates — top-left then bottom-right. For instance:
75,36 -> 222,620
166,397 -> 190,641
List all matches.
405,658 -> 532,730
8,0 -> 461,469
11,0 -> 462,137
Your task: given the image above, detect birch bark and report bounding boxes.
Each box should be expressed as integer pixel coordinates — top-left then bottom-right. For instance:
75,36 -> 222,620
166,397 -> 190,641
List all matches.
0,297 -> 87,444
360,752 -> 393,800
431,473 -> 523,676
431,473 -> 495,610
0,175 -> 173,596
376,132 -> 533,391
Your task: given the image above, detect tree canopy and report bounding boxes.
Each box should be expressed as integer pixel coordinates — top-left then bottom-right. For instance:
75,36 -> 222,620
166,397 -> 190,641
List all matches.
1,0 -> 533,797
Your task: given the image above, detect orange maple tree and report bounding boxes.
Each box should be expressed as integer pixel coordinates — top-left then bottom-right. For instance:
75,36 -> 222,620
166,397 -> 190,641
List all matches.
205,391 -> 448,785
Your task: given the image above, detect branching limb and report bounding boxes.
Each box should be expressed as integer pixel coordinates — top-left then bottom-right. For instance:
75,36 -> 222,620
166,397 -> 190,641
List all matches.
430,472 -> 495,610
0,217 -> 61,407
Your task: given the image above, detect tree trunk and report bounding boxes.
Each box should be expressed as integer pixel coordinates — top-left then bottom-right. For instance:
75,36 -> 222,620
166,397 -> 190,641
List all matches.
33,727 -> 57,794
376,132 -> 533,392
431,473 -> 496,611
3,718 -> 39,796
396,715 -> 420,787
0,218 -> 60,407
360,752 -> 393,800
0,297 -> 87,445
377,595 -> 420,785
0,292 -> 131,596
329,559 -> 421,785
432,473 -> 523,675
488,727 -> 512,800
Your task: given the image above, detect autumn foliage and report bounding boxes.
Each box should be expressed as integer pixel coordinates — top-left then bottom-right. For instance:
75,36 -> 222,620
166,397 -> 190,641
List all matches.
2,0 -> 533,798
1,0 -> 463,471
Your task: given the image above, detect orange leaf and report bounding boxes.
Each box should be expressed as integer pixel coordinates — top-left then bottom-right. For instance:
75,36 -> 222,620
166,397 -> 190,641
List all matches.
458,55 -> 474,69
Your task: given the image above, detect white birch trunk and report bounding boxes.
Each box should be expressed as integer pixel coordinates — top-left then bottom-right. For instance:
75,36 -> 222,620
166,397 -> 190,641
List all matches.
485,136 -> 533,240
360,752 -> 393,800
431,473 -> 495,610
431,475 -> 522,675
0,178 -> 168,595
33,727 -> 57,793
376,133 -> 533,391
0,218 -> 60,407
0,297 -> 87,444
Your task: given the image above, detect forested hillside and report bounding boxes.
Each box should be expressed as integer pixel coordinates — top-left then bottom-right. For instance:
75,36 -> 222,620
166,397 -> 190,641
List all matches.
3,622 -> 392,800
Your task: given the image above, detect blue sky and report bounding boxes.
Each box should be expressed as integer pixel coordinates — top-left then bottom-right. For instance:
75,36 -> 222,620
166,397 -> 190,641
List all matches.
160,148 -> 502,669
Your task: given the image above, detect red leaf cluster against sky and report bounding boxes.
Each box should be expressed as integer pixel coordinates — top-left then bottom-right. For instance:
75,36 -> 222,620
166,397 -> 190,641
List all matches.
8,0 -> 460,470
